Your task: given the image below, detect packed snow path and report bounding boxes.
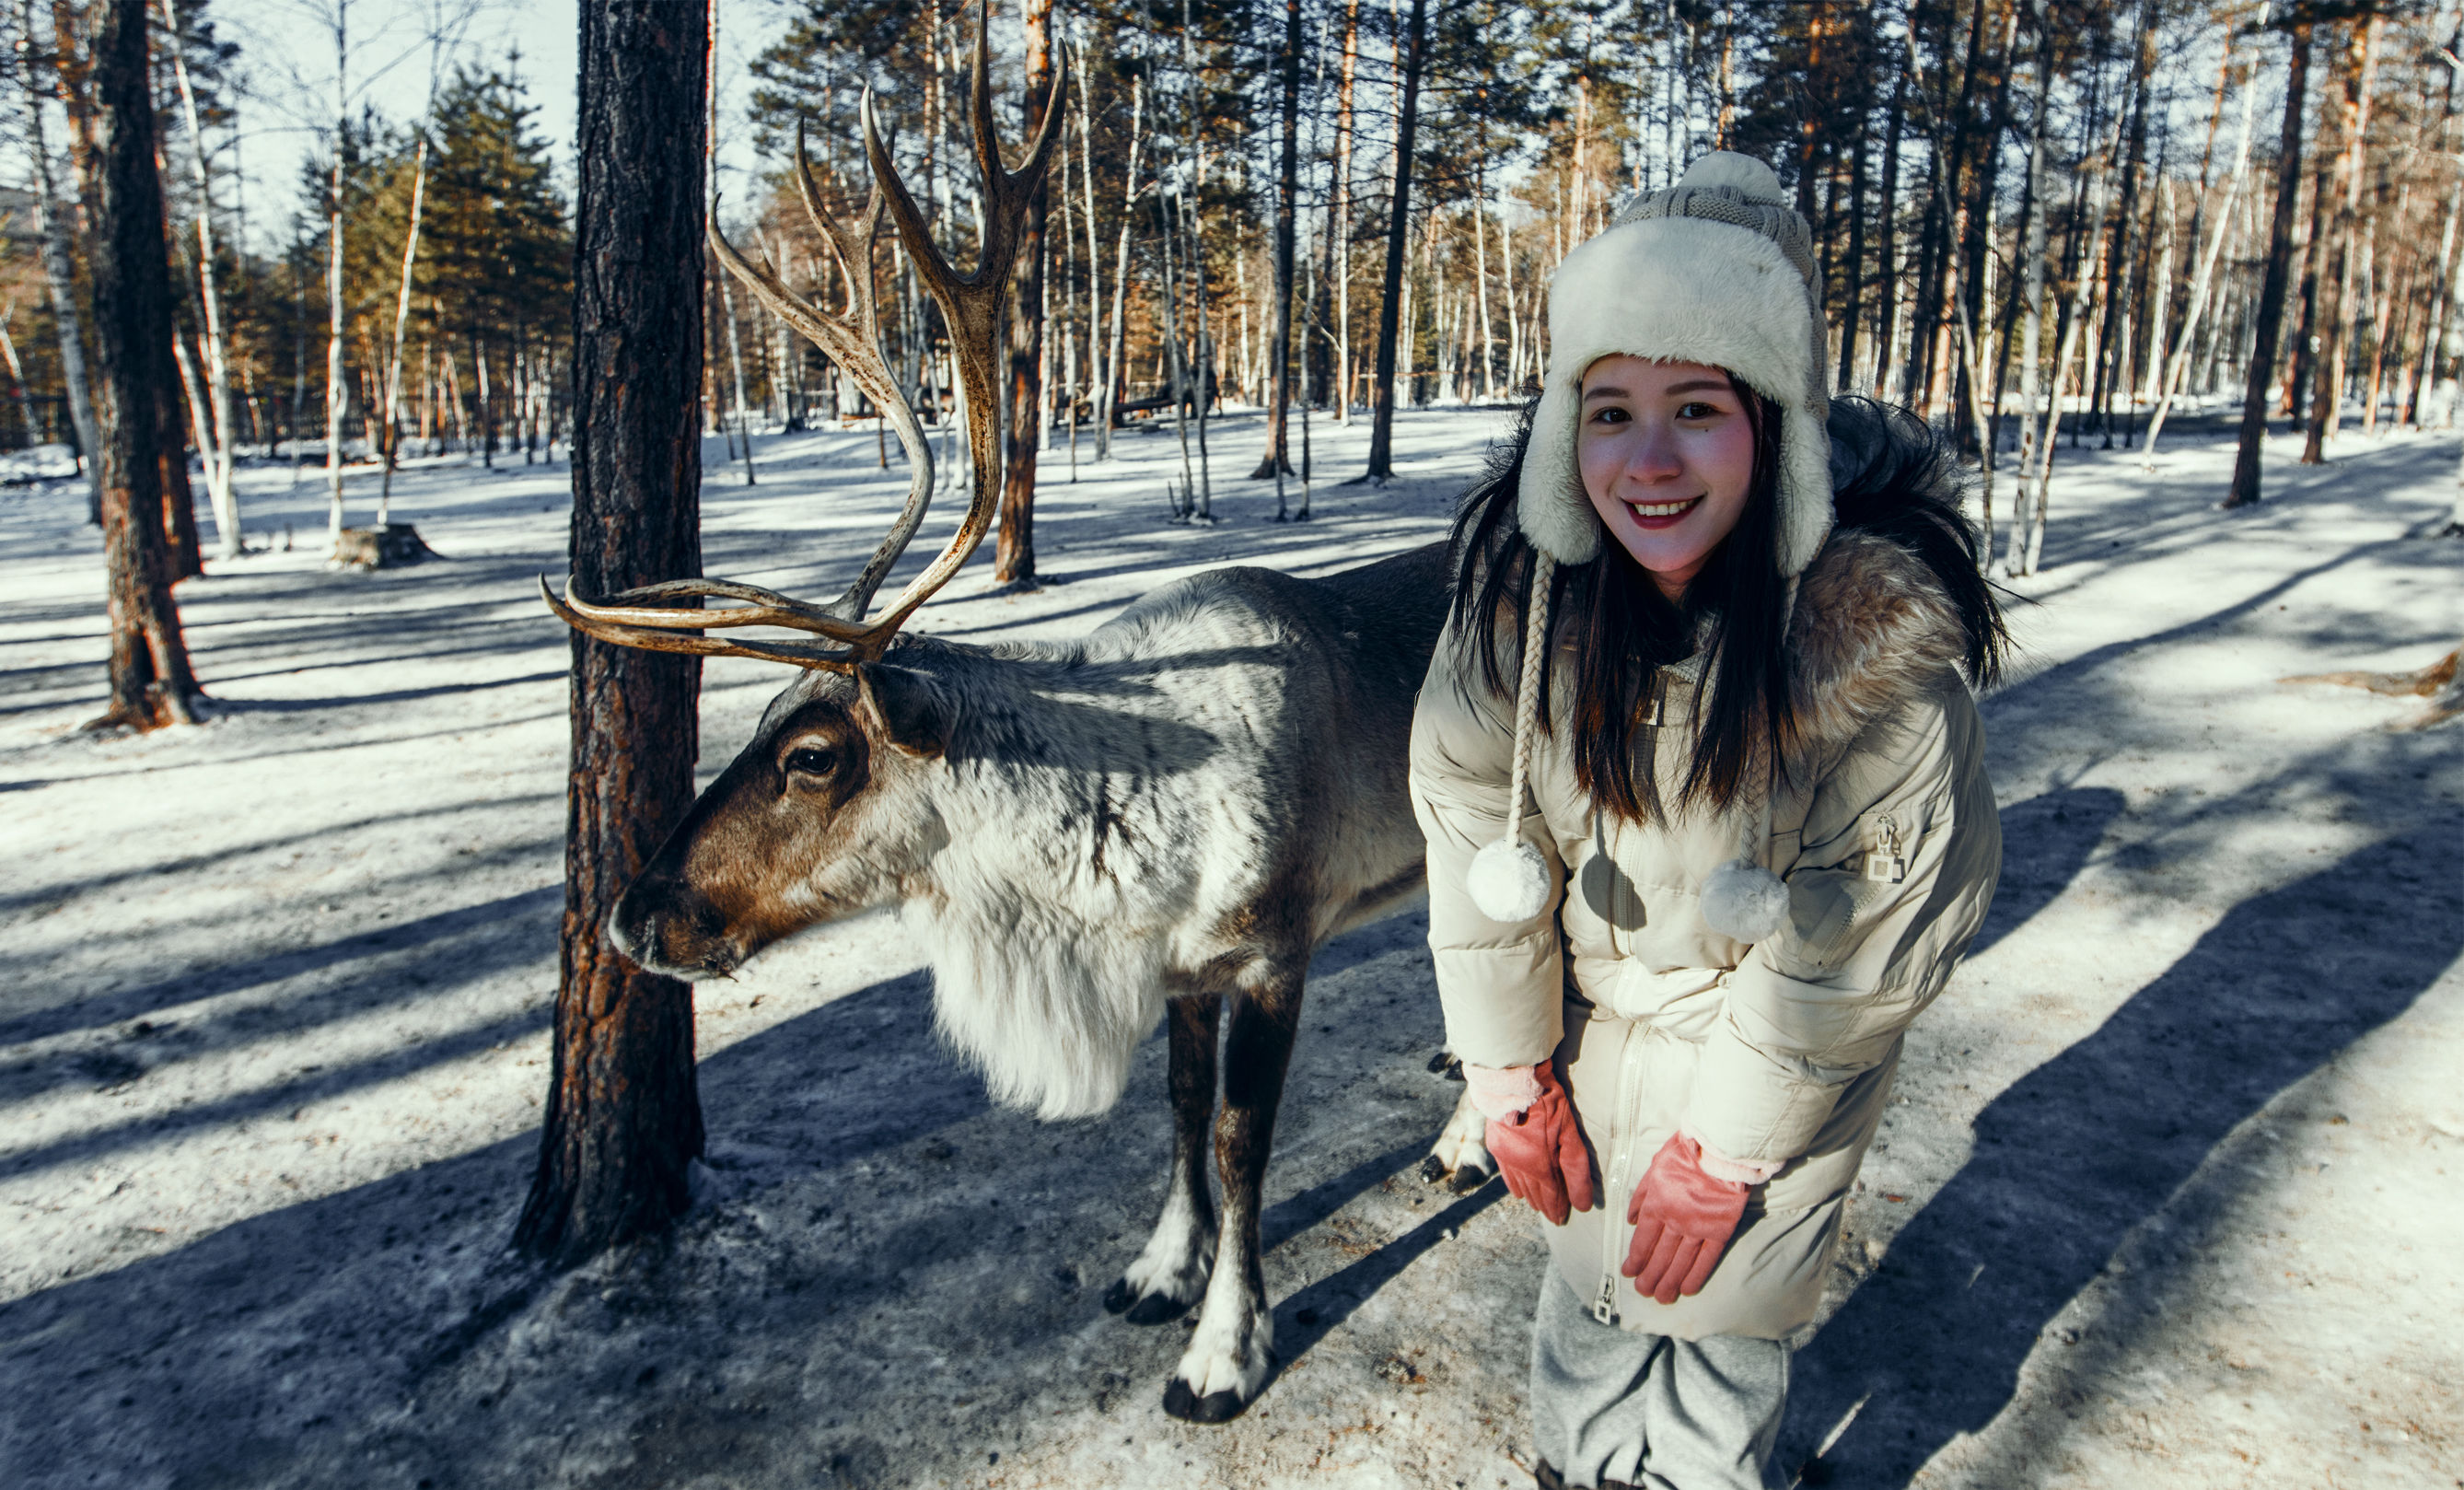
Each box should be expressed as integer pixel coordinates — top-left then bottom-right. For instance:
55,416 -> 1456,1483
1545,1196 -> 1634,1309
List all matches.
1,408 -> 2457,1488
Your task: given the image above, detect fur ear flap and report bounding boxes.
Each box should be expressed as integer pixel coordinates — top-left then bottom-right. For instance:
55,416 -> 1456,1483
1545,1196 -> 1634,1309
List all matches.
855,664 -> 951,759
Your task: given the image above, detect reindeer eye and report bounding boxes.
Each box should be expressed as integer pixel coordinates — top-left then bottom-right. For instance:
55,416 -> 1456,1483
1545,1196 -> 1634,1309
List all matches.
784,747 -> 837,778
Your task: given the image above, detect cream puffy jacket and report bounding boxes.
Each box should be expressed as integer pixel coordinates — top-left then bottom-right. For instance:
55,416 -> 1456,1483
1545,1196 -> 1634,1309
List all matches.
1410,529 -> 2000,1337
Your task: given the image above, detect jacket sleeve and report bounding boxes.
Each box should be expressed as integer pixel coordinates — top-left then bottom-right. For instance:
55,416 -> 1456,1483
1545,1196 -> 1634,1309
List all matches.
1410,623 -> 1566,1069
1683,680 -> 2001,1166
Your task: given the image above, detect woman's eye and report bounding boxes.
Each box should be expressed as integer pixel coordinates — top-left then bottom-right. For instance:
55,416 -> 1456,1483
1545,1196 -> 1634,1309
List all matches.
785,747 -> 836,777
1589,406 -> 1629,425
1678,402 -> 1720,421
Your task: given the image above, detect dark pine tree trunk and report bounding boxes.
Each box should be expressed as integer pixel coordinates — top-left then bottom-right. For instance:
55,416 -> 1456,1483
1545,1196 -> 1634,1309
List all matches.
2228,20 -> 2314,509
1252,0 -> 1302,479
1872,64 -> 1908,400
515,0 -> 709,1268
1837,123 -> 1867,392
995,0 -> 1054,584
1362,0 -> 1427,481
78,0 -> 201,730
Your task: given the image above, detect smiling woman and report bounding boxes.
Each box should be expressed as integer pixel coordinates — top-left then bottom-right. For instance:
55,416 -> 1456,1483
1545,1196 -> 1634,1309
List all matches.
1410,152 -> 2011,1490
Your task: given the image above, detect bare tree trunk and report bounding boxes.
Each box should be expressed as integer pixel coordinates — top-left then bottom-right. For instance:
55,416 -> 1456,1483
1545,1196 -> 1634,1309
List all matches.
1254,0 -> 1300,480
323,2 -> 349,551
78,0 -> 202,730
1073,37 -> 1109,460
705,6 -> 755,489
2012,146 -> 2111,576
160,0 -> 238,557
1177,0 -> 1214,518
0,308 -> 39,446
995,0 -> 1052,580
378,137 -> 427,525
2145,67 -> 2255,461
1331,0 -> 1359,423
1361,0 -> 1425,482
1873,65 -> 1908,399
1838,122 -> 1868,393
1107,78 -> 1143,464
2302,16 -> 2378,465
1473,159 -> 1497,401
717,274 -> 757,483
2228,20 -> 2314,509
514,0 -> 709,1269
2413,182 -> 2459,431
16,3 -> 104,524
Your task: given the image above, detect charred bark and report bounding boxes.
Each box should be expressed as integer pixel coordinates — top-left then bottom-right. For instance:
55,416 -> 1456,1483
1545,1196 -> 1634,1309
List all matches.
2229,20 -> 2314,509
77,0 -> 201,731
516,0 -> 709,1268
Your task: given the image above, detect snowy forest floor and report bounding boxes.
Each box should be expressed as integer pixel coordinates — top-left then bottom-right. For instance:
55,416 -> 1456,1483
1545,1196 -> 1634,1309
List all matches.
1,404 -> 2458,1490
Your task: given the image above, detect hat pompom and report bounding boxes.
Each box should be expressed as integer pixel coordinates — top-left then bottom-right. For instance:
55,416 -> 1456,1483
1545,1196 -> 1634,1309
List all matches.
1468,838 -> 1552,924
1702,857 -> 1789,943
1678,151 -> 1785,202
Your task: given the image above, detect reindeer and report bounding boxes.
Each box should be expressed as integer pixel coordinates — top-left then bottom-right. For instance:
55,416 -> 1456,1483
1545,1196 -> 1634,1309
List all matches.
543,17 -> 1491,1423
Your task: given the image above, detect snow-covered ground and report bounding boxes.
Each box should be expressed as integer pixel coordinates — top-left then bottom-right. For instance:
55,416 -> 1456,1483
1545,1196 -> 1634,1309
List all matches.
0,404 -> 2457,1489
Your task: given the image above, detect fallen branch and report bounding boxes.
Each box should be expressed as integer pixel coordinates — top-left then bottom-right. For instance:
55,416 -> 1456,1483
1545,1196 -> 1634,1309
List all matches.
2282,646 -> 2462,730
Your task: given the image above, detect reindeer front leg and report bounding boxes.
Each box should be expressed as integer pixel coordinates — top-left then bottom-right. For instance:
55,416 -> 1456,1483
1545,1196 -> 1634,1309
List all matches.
1105,992 -> 1220,1324
1162,972 -> 1301,1423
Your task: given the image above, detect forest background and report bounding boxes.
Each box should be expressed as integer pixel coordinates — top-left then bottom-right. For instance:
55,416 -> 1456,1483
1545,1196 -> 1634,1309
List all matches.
6,0 -> 2463,593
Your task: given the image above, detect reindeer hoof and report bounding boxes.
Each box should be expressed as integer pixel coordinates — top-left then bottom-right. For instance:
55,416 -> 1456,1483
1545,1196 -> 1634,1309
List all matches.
1425,1049 -> 1462,1078
1122,1292 -> 1193,1326
1448,1163 -> 1494,1194
1106,1272 -> 1198,1324
1161,1377 -> 1252,1424
1419,1154 -> 1450,1185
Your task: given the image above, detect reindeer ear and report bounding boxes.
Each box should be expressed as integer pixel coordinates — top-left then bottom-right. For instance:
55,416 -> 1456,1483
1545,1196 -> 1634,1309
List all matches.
854,664 -> 950,759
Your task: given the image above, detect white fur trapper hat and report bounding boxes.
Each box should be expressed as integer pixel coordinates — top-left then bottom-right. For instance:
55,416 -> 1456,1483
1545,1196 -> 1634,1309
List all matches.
1465,152 -> 1831,944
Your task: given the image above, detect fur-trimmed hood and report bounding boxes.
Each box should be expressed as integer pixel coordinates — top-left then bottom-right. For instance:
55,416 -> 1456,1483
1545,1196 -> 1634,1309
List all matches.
1780,527 -> 1974,768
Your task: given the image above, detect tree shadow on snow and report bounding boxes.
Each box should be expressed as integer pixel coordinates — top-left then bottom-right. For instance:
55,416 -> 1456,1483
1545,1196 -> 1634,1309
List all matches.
0,916 -> 1461,1490
1778,826 -> 2462,1486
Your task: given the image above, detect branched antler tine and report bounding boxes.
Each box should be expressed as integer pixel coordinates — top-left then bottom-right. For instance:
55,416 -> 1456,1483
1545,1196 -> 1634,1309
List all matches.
561,576 -> 867,640
831,19 -> 1070,654
792,117 -> 885,333
540,577 -> 861,672
861,85 -> 964,297
709,199 -> 936,632
572,576 -> 843,631
966,1 -> 1069,210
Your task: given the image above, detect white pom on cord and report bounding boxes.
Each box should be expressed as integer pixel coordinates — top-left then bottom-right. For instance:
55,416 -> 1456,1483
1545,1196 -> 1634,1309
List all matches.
1701,857 -> 1790,943
1679,151 -> 1785,202
1468,838 -> 1552,924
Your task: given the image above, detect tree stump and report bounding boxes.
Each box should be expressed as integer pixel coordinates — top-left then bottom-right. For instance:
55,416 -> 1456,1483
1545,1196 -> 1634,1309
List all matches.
331,524 -> 437,569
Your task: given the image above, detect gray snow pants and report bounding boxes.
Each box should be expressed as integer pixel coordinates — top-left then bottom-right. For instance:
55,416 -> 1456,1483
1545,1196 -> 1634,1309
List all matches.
1529,1268 -> 1788,1490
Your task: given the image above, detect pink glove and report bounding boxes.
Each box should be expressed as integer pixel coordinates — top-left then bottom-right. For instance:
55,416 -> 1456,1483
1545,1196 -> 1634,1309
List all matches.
1621,1132 -> 1749,1305
1478,1063 -> 1596,1226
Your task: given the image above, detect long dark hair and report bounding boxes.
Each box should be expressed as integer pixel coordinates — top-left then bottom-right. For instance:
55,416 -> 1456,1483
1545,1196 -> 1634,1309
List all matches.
1447,389 -> 2005,825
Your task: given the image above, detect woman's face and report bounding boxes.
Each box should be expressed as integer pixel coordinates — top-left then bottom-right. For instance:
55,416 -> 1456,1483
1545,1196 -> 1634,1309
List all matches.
1575,356 -> 1757,601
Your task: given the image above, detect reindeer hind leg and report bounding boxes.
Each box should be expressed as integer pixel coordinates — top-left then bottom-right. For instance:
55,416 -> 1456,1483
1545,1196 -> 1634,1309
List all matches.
1162,969 -> 1302,1424
1105,992 -> 1219,1325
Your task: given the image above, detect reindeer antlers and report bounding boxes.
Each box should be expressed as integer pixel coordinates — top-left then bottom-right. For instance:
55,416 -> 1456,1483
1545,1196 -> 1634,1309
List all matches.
548,5 -> 1067,672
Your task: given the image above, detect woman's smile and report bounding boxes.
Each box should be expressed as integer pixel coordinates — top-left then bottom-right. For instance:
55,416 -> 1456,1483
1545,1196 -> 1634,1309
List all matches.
1621,494 -> 1704,527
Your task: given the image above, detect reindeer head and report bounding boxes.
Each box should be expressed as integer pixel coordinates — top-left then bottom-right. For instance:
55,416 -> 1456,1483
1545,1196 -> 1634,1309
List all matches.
607,660 -> 957,979
545,11 -> 1062,981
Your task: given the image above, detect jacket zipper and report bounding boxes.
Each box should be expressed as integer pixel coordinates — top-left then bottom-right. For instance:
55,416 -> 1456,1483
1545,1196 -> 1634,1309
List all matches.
1591,1020 -> 1647,1326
